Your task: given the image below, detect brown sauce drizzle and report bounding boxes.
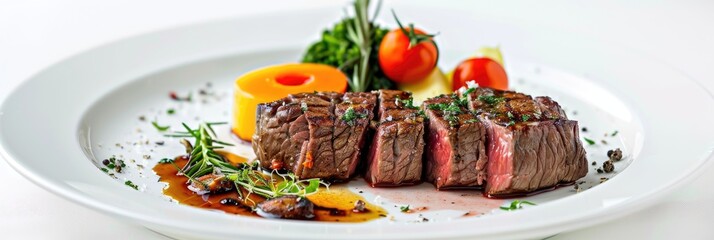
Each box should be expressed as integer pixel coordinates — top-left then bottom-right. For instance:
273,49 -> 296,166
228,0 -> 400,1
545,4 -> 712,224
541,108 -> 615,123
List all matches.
153,152 -> 386,222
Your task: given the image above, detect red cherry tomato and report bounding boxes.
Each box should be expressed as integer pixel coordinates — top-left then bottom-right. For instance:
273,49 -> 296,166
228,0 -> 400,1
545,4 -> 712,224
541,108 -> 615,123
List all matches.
379,28 -> 438,84
452,58 -> 508,91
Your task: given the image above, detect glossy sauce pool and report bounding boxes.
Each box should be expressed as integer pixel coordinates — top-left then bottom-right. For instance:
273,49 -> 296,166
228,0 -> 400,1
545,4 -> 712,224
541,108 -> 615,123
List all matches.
153,152 -> 386,222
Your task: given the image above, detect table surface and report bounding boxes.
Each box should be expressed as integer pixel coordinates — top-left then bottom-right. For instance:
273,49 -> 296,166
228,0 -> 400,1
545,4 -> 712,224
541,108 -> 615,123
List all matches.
1,0 -> 713,239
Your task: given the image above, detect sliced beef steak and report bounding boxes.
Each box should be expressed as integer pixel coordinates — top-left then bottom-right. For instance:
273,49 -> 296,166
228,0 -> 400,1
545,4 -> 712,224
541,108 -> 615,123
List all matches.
422,94 -> 487,189
365,90 -> 425,187
252,92 -> 375,181
332,92 -> 377,180
463,87 -> 588,197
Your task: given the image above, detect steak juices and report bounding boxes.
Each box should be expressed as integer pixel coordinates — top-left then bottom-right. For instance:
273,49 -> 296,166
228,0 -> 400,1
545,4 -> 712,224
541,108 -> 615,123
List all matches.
252,88 -> 588,197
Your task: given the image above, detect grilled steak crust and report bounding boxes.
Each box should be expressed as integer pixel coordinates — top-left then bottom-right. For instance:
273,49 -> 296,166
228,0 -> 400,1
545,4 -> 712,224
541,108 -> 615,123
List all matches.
253,92 -> 375,181
464,88 -> 588,197
332,92 -> 377,180
364,90 -> 425,187
422,94 -> 488,189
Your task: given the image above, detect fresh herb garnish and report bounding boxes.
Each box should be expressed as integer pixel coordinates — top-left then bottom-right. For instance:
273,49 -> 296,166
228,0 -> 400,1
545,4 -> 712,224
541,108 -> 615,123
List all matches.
583,137 -> 596,145
300,102 -> 308,112
151,120 -> 170,132
499,200 -> 535,211
477,95 -> 504,105
427,101 -> 464,126
125,180 -> 139,190
101,157 -> 124,173
521,114 -> 531,122
400,205 -> 410,212
342,106 -> 368,125
158,158 -> 175,164
465,118 -> 478,123
448,93 -> 469,107
396,96 -> 418,109
225,163 -> 324,200
302,0 -> 391,91
506,120 -> 516,127
506,112 -> 514,119
611,130 -> 619,137
167,109 -> 176,115
463,87 -> 476,95
167,122 -> 328,202
416,109 -> 427,118
165,122 -> 237,179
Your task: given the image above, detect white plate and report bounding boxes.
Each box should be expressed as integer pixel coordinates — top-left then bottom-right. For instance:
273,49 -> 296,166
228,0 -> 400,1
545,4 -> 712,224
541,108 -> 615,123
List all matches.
2,4 -> 714,240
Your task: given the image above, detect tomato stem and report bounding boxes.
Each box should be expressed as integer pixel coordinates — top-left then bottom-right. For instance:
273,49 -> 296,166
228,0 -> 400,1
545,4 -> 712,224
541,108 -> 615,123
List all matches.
391,9 -> 440,65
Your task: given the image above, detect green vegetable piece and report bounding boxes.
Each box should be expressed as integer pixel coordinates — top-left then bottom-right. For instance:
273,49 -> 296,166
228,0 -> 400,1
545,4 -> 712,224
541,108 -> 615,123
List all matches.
125,180 -> 139,190
158,158 -> 174,164
499,200 -> 535,211
477,95 -> 504,105
151,120 -> 170,132
342,107 -> 367,126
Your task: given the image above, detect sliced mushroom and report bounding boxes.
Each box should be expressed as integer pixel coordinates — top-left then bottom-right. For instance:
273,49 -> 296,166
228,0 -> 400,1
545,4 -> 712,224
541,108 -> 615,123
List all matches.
256,196 -> 315,219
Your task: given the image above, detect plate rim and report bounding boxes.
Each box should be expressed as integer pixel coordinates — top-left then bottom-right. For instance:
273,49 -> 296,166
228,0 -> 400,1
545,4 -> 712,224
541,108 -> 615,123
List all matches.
2,5 -> 714,240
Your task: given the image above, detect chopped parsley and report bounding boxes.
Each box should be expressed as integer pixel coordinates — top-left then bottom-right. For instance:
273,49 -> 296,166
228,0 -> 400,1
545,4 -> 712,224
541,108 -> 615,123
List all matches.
465,118 -> 479,123
101,157 -> 125,173
583,137 -> 596,145
611,130 -> 619,137
463,87 -> 476,95
125,180 -> 139,190
151,120 -> 170,132
300,102 -> 308,112
428,101 -> 463,126
416,109 -> 427,118
499,200 -> 535,211
477,95 -> 504,105
167,108 -> 176,115
450,93 -> 469,107
158,158 -> 175,164
342,106 -> 367,125
396,96 -> 419,109
506,120 -> 516,127
506,112 -> 515,119
400,205 -> 410,212
521,114 -> 531,122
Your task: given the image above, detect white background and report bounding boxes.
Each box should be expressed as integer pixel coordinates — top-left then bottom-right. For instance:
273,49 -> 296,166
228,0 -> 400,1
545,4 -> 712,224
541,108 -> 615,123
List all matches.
1,0 -> 713,239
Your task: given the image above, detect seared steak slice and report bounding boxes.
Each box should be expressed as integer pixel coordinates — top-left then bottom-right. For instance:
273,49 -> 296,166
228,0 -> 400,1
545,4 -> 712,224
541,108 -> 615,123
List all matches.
422,94 -> 487,189
463,87 -> 588,197
253,92 -> 375,181
291,93 -> 336,179
332,92 -> 377,180
365,90 -> 425,187
253,98 -> 306,171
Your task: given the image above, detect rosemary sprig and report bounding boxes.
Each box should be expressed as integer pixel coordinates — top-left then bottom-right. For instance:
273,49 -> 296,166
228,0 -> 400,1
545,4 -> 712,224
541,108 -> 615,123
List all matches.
344,0 -> 381,92
225,163 -> 324,200
164,122 -> 327,202
165,122 -> 236,179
